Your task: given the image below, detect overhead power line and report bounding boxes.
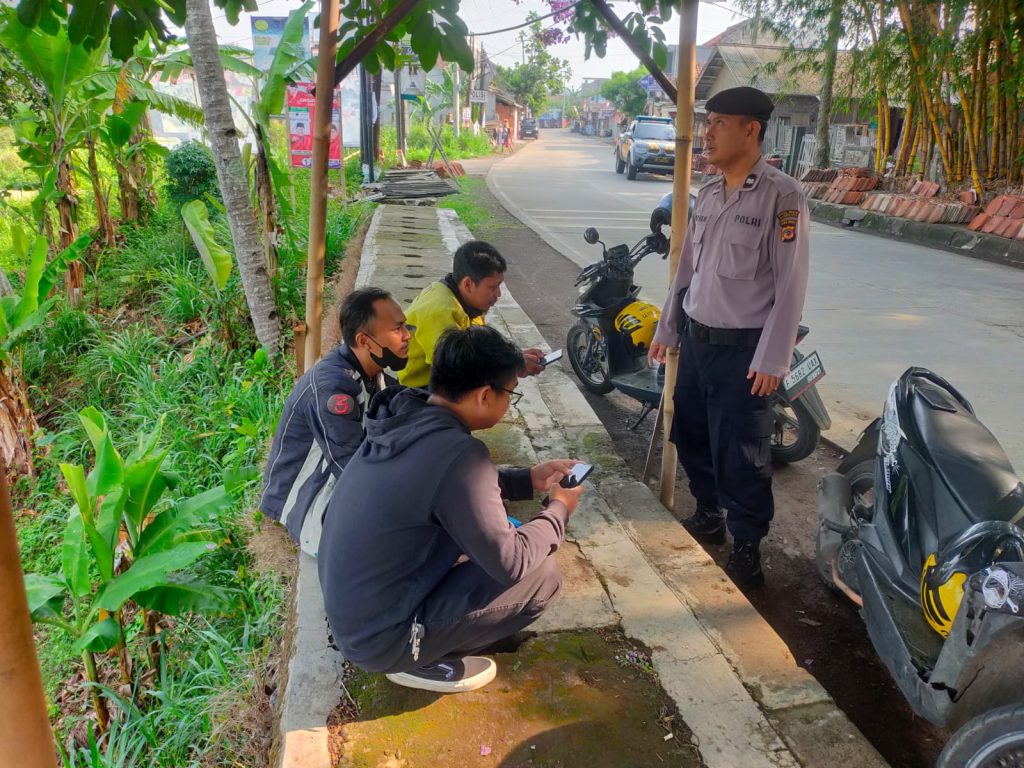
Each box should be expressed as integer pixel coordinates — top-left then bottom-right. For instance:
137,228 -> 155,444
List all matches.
472,1 -> 583,36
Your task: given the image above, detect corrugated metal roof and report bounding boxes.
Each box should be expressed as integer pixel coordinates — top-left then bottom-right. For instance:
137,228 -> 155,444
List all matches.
696,45 -> 824,100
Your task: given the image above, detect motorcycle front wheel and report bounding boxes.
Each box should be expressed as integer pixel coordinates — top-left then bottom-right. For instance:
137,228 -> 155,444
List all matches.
770,396 -> 821,464
567,322 -> 614,394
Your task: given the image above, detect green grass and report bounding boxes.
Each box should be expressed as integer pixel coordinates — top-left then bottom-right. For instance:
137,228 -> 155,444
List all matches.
15,145 -> 372,762
437,176 -> 497,234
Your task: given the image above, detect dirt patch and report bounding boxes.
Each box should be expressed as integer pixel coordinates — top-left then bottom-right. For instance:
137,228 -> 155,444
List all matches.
322,213 -> 372,350
330,630 -> 702,768
466,175 -> 948,767
248,515 -> 299,579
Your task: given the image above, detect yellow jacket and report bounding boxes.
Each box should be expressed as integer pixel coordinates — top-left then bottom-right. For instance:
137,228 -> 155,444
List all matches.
399,281 -> 486,388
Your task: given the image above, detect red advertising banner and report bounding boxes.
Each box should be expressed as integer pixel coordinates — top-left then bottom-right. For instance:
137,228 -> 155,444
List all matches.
287,82 -> 341,169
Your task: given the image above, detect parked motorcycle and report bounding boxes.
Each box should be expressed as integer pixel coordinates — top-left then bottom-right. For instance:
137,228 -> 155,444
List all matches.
565,194 -> 830,464
817,368 -> 1024,766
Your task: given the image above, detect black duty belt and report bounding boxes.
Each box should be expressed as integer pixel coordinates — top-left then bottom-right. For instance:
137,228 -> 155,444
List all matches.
685,318 -> 762,348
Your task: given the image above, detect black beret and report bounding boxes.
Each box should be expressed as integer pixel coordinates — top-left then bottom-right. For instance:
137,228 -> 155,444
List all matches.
706,87 -> 774,122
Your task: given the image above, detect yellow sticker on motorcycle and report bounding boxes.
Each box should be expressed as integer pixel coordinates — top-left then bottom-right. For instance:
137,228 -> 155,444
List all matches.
615,301 -> 661,351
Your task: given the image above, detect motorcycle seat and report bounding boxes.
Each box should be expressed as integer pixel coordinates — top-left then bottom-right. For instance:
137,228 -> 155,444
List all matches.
910,379 -> 1022,522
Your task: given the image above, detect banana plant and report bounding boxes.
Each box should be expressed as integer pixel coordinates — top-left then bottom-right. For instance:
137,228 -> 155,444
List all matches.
0,228 -> 91,475
23,408 -> 234,731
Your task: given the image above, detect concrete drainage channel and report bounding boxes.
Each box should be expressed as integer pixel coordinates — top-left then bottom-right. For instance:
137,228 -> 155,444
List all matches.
274,205 -> 889,768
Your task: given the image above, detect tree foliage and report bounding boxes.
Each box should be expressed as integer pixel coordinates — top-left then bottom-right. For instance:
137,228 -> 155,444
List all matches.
601,67 -> 649,118
494,14 -> 570,116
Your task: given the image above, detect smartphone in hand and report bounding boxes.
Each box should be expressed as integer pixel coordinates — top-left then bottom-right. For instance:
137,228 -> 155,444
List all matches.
540,349 -> 563,367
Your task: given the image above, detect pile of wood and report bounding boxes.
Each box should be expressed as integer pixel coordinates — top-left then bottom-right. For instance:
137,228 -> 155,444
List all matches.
368,169 -> 459,202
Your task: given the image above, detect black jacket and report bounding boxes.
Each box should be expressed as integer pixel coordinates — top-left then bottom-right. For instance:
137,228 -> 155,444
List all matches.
260,344 -> 386,555
317,387 -> 570,671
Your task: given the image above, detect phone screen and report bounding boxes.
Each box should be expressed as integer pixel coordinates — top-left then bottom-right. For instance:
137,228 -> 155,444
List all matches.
562,462 -> 594,488
541,349 -> 563,366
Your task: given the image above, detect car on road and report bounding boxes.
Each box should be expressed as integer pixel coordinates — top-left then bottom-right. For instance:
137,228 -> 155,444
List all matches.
615,116 -> 675,180
520,118 -> 538,139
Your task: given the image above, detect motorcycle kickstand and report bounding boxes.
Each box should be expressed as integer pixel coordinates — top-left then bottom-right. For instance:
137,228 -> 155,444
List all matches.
630,402 -> 655,431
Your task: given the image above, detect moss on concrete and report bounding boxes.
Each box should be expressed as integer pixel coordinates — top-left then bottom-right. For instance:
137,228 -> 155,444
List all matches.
335,630 -> 702,768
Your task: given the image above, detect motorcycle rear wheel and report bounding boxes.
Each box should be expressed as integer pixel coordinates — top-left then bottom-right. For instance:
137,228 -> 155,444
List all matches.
567,322 -> 614,394
770,397 -> 821,464
939,704 -> 1024,768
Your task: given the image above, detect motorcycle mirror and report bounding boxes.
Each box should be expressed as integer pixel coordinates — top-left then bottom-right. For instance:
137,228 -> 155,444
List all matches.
583,227 -> 601,244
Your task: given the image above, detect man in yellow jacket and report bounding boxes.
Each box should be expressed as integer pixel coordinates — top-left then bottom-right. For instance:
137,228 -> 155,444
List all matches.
400,240 -> 543,388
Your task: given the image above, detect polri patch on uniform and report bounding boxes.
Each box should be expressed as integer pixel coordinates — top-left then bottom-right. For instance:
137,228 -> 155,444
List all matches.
327,393 -> 356,416
777,209 -> 799,243
742,174 -> 757,189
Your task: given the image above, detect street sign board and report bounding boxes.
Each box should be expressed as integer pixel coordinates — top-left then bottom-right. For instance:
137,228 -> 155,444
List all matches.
470,89 -> 488,104
638,74 -> 660,93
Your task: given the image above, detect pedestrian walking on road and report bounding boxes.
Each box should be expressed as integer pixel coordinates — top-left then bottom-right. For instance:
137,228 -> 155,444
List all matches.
648,86 -> 811,589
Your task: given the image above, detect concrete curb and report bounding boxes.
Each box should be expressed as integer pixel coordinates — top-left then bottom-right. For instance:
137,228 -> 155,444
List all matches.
276,204 -> 888,768
808,199 -> 1024,269
439,207 -> 888,768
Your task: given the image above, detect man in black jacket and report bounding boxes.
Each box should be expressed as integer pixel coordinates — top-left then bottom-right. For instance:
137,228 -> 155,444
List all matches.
318,326 -> 584,693
261,287 -> 411,556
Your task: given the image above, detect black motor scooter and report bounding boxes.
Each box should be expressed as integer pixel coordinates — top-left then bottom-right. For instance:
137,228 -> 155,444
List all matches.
817,367 -> 1024,766
565,195 -> 830,464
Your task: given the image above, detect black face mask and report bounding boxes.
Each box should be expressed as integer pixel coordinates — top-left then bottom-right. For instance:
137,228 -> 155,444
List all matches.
364,333 -> 408,372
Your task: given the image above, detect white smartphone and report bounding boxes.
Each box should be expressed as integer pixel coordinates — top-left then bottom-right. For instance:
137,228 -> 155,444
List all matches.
541,349 -> 563,367
560,462 -> 594,488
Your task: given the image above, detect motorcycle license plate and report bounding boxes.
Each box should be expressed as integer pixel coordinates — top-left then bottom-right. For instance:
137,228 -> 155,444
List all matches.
783,351 -> 825,400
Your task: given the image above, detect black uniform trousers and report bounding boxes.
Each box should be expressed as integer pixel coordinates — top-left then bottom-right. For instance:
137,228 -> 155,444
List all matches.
670,333 -> 775,541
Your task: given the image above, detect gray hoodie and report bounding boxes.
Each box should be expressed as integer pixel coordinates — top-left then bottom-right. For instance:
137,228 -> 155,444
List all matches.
317,386 -> 569,671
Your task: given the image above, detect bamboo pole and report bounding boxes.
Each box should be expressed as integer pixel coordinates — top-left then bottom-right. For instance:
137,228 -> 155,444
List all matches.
658,0 -> 698,511
897,0 -> 954,182
303,0 -> 341,372
0,461 -> 58,768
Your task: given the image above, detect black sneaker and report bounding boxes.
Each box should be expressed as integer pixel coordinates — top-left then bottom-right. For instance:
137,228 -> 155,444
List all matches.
726,539 -> 765,588
385,656 -> 497,693
681,504 -> 727,545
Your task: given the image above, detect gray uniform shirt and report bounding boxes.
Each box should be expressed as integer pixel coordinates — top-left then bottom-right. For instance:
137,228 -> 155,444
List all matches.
653,157 -> 810,378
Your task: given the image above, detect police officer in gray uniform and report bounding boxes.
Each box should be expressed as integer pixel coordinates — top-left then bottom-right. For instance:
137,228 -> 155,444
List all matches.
649,86 -> 810,588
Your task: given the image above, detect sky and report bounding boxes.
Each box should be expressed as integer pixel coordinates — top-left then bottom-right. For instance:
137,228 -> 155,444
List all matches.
191,0 -> 749,88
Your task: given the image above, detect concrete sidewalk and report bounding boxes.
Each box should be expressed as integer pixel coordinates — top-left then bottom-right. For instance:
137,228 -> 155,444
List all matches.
274,204 -> 889,768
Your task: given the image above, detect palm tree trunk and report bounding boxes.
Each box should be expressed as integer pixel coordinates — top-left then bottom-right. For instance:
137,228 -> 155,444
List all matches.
813,0 -> 844,168
184,0 -> 281,353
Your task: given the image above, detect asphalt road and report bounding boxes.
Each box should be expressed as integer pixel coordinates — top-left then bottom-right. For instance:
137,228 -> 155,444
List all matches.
489,129 -> 1024,468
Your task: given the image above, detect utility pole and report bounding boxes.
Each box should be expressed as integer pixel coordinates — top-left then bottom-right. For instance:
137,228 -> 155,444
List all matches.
394,65 -> 406,160
452,63 -> 461,138
335,86 -> 346,196
302,0 -> 341,371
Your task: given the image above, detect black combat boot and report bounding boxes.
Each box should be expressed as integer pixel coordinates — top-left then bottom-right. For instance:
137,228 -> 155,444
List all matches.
681,503 -> 726,545
725,539 -> 765,588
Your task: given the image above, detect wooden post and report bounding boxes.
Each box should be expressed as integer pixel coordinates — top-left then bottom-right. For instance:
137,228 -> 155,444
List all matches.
0,462 -> 58,768
303,0 -> 341,372
659,0 -> 699,510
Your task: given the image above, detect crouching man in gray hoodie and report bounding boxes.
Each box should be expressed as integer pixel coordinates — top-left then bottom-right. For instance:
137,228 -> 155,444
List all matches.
317,325 -> 584,693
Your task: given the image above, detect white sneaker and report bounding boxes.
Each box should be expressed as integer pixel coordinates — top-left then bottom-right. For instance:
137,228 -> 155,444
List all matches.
385,656 -> 497,693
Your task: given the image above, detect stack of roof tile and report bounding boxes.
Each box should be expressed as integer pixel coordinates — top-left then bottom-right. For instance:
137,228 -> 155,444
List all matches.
967,194 -> 1024,240
818,169 -> 879,206
799,168 -> 839,200
858,181 -> 979,225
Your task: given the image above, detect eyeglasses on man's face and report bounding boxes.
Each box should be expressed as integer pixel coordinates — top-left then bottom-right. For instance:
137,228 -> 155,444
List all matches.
494,385 -> 523,407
